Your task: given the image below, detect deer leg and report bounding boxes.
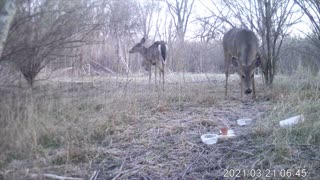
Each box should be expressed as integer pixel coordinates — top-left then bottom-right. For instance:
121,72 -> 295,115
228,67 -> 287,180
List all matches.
159,66 -> 161,85
154,65 -> 157,88
252,75 -> 256,99
225,64 -> 229,98
148,68 -> 151,89
240,80 -> 243,100
162,64 -> 165,91
224,53 -> 230,99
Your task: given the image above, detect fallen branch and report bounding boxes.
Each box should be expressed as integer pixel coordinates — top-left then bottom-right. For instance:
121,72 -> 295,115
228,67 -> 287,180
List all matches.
89,170 -> 100,180
111,167 -> 143,180
30,173 -> 83,180
182,148 -> 205,177
90,61 -> 115,74
112,145 -> 132,180
44,174 -> 83,180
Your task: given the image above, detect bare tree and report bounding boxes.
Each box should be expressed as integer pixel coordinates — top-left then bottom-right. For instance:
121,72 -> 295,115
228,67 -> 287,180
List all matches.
108,0 -> 143,74
257,0 -> 299,85
294,0 -> 320,41
0,0 -> 16,58
165,0 -> 195,44
137,0 -> 161,39
0,0 -> 107,86
294,0 -> 320,69
195,16 -> 225,43
278,37 -> 320,75
162,0 -> 195,75
204,0 -> 300,85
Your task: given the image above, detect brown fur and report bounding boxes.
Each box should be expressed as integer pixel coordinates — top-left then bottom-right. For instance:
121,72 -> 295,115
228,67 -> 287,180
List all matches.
129,38 -> 167,90
223,28 -> 261,99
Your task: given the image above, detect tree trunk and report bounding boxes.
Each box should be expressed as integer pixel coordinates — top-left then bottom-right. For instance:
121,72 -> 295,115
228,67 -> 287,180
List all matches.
0,0 -> 16,58
116,35 -> 132,75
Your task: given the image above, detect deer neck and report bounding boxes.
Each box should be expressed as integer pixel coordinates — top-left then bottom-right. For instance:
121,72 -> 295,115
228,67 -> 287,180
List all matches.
139,46 -> 148,57
241,53 -> 256,66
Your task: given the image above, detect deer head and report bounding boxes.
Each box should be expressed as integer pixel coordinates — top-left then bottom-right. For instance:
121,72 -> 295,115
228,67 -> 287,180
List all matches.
129,38 -> 146,54
129,38 -> 151,71
231,55 -> 261,95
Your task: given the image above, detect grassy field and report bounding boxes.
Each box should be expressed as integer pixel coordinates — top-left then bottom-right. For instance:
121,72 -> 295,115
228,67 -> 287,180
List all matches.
0,72 -> 319,179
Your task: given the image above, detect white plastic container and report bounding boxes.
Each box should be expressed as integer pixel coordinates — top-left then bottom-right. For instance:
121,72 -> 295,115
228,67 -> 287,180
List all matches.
237,118 -> 253,126
201,134 -> 219,145
279,115 -> 304,128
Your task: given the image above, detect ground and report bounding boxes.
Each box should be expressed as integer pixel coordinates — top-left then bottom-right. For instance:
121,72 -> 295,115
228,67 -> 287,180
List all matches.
0,73 -> 319,179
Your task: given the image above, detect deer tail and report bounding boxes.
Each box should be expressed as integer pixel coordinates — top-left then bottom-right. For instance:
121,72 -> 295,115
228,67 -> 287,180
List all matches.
155,41 -> 167,64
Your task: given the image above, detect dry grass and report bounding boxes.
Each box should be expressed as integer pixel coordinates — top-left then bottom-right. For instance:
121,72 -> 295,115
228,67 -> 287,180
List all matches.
0,72 -> 319,179
252,72 -> 320,178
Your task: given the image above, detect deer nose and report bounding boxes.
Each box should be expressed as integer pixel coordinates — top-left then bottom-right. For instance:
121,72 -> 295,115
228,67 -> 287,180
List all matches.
245,89 -> 252,95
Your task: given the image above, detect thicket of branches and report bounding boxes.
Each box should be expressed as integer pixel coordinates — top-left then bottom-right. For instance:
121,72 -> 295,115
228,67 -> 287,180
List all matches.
0,0 -> 319,86
0,0 -> 110,85
294,0 -> 320,69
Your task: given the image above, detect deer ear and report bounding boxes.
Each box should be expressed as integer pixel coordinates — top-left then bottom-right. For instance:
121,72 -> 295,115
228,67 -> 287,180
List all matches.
140,38 -> 146,44
231,56 -> 239,67
252,56 -> 261,68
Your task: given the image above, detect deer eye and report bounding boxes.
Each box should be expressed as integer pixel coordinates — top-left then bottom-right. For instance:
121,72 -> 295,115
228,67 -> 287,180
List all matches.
242,75 -> 245,78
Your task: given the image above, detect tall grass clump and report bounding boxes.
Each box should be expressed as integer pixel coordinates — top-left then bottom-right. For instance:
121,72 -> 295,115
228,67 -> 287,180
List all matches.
254,69 -> 320,177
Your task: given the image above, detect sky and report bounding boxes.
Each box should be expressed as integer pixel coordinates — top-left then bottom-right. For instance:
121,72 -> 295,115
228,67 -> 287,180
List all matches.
151,0 -> 312,41
192,0 -> 311,38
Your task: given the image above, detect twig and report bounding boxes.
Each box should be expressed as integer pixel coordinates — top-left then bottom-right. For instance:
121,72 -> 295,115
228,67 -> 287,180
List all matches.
41,173 -> 83,180
119,148 -> 130,171
34,67 -> 65,83
182,148 -> 205,177
218,151 -> 230,169
251,158 -> 261,169
111,167 -> 143,180
89,170 -> 100,180
112,145 -> 132,180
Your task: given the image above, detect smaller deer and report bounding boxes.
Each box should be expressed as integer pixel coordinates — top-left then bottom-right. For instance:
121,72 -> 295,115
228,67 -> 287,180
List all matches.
129,38 -> 167,90
223,28 -> 262,99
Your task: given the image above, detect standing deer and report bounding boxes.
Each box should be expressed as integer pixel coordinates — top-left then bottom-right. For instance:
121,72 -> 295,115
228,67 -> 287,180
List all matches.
223,28 -> 262,99
129,38 -> 167,90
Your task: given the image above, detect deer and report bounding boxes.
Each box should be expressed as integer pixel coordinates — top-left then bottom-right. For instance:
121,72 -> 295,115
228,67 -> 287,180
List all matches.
129,38 -> 167,90
223,28 -> 262,99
